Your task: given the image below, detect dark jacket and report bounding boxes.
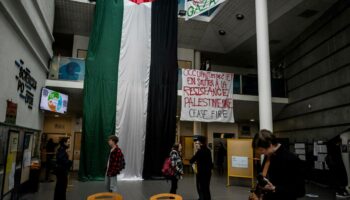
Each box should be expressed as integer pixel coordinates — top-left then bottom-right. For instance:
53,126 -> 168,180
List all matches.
107,146 -> 125,177
190,147 -> 213,175
326,136 -> 348,187
262,146 -> 305,200
56,145 -> 72,172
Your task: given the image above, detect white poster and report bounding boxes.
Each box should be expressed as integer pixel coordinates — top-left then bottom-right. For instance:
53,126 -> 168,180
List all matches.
185,0 -> 226,20
181,69 -> 235,123
298,155 -> 306,161
23,150 -> 32,167
294,143 -> 305,149
9,133 -> 19,152
314,161 -> 324,170
295,149 -> 306,154
232,156 -> 248,169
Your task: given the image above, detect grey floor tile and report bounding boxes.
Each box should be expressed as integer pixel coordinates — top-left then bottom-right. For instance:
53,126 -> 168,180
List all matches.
20,174 -> 346,200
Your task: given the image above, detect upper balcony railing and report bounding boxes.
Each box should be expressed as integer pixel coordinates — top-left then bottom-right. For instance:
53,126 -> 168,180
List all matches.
48,56 -> 287,98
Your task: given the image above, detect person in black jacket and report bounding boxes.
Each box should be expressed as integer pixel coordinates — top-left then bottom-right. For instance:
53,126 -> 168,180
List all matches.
326,135 -> 350,198
54,138 -> 72,200
251,130 -> 305,200
190,136 -> 213,200
216,142 -> 226,175
45,139 -> 56,181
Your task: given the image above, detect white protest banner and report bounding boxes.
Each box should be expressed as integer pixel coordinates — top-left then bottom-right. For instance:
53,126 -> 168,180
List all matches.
181,69 -> 235,123
185,0 -> 226,20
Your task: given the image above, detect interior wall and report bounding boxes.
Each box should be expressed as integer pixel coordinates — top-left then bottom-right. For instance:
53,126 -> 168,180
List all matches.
179,121 -> 193,137
43,115 -> 81,159
275,1 -> 350,141
0,10 -> 48,130
72,35 -> 89,58
211,65 -> 257,75
36,0 -> 55,32
207,123 -> 238,146
178,48 -> 194,67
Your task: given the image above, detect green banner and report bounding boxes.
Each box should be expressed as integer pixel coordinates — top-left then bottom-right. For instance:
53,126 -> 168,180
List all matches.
79,0 -> 124,181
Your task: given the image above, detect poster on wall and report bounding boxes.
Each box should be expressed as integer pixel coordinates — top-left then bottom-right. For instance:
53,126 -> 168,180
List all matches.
5,100 -> 17,124
3,131 -> 19,195
9,133 -> 19,153
49,56 -> 85,81
232,156 -> 248,168
180,69 -> 235,123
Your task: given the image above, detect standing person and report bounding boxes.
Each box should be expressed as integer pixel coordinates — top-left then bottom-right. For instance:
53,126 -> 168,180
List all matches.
216,142 -> 226,176
54,138 -> 72,200
250,130 -> 305,200
106,135 -> 125,193
326,135 -> 350,198
190,136 -> 213,200
169,143 -> 184,194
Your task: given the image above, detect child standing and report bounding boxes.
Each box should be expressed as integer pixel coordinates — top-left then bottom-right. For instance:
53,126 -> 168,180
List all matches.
106,135 -> 125,192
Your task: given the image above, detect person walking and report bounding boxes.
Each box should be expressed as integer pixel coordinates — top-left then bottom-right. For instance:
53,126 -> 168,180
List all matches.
169,143 -> 184,194
250,130 -> 305,200
106,135 -> 125,192
190,136 -> 213,200
54,138 -> 72,200
216,142 -> 226,176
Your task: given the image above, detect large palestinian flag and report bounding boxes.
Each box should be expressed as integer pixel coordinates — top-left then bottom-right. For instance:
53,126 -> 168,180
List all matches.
79,0 -> 178,180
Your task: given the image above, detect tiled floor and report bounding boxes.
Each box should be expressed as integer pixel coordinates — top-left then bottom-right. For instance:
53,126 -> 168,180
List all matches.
20,174 -> 344,200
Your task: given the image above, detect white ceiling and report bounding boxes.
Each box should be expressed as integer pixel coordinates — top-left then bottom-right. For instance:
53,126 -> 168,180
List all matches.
53,0 -> 336,67
179,0 -> 306,53
202,0 -> 336,67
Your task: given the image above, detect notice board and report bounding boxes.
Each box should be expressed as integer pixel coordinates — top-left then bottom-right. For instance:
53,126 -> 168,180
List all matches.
227,139 -> 254,186
3,130 -> 19,195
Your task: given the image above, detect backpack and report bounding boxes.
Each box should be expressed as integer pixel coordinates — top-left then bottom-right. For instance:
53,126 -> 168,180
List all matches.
118,148 -> 126,171
162,157 -> 175,177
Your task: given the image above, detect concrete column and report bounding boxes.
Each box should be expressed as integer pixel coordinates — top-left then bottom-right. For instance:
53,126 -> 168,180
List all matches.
194,51 -> 201,70
255,0 -> 273,131
193,51 -> 205,136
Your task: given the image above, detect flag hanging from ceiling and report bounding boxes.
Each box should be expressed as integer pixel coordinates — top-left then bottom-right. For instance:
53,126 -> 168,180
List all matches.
79,0 -> 178,181
185,0 -> 226,20
130,0 -> 155,4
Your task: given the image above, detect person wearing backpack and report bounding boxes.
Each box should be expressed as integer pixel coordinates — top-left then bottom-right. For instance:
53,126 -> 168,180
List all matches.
106,135 -> 125,192
250,130 -> 305,200
168,143 -> 184,194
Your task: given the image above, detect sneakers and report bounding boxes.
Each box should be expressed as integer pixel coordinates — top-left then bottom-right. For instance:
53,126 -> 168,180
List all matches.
336,190 -> 350,199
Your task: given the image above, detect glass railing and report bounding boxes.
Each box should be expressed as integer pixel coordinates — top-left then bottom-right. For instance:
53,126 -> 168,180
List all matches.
48,58 -> 287,98
48,56 -> 85,81
178,69 -> 287,98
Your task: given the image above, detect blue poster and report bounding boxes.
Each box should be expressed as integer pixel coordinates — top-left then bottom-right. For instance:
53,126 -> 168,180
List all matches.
58,57 -> 85,81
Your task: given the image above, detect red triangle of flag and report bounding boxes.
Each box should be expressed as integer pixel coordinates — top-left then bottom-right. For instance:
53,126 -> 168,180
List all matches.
129,0 -> 155,4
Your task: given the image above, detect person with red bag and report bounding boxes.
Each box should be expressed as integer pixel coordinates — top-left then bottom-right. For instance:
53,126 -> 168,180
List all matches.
162,143 -> 184,194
